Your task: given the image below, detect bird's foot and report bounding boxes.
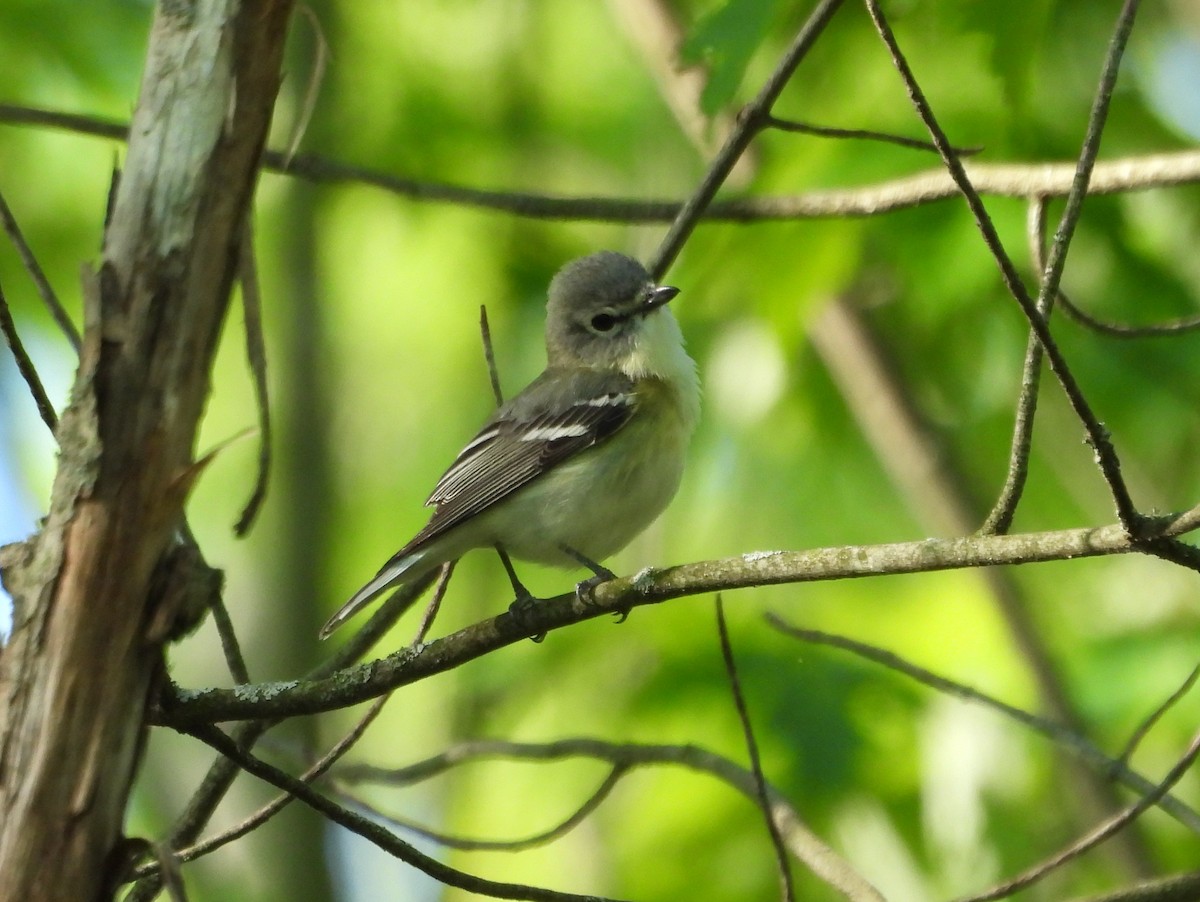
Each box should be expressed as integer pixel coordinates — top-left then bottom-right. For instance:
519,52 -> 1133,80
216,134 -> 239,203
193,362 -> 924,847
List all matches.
507,589 -> 547,643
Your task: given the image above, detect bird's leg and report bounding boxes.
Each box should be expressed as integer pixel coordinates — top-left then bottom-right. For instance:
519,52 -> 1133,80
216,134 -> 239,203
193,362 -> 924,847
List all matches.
496,545 -> 545,642
559,544 -> 627,621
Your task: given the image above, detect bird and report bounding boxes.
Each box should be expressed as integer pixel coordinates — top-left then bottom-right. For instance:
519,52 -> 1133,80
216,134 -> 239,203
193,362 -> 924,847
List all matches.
320,251 -> 700,639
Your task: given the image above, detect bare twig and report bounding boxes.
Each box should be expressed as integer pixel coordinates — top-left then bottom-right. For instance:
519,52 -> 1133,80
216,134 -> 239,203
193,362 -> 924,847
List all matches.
956,728 -> 1200,902
337,738 -> 885,902
129,575 -> 439,901
864,0 -> 1145,536
1058,292 -> 1200,338
810,297 -> 1152,866
981,196 -> 1053,535
132,693 -> 391,879
209,595 -> 251,685
183,723 -> 626,902
1068,871 -> 1200,902
410,561 -> 454,647
233,225 -> 272,537
285,5 -> 329,166
334,766 -> 625,852
1036,0 -> 1141,336
715,597 -> 794,901
3,104 -> 1200,222
764,617 -> 1200,833
0,277 -> 58,434
765,115 -> 981,156
153,844 -> 186,902
649,0 -> 847,278
0,186 -> 80,352
480,304 -> 503,406
1118,662 -> 1200,765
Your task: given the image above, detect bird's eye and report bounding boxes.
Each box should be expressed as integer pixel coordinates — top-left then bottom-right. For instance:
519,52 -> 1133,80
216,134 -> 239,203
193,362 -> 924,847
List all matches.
590,312 -> 617,333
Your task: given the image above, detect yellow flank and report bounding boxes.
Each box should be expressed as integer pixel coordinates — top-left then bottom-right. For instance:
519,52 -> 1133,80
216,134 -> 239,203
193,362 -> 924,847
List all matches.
473,375 -> 692,565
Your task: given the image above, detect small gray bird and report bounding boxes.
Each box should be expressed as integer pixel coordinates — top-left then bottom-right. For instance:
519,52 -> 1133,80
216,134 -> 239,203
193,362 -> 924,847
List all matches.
321,251 -> 700,638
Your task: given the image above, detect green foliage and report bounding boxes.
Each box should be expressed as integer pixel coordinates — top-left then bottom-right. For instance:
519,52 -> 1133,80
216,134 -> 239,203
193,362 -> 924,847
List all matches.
680,0 -> 779,114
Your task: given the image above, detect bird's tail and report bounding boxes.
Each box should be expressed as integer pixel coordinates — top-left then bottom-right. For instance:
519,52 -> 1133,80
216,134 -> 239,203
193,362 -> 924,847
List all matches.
319,549 -> 429,640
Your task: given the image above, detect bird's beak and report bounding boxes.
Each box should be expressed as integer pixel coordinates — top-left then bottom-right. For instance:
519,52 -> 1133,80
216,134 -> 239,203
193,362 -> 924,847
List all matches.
643,285 -> 680,312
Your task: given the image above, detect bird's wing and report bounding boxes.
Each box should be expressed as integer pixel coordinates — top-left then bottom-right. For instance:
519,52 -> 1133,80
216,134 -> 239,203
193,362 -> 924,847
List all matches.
390,368 -> 638,562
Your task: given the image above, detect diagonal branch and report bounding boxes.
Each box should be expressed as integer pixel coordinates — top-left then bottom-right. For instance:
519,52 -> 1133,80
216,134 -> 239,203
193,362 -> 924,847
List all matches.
863,0 -> 1144,533
649,0 -> 846,277
0,186 -> 80,352
765,619 -> 1200,833
957,728 -> 1200,902
183,723 -> 628,902
0,277 -> 58,434
715,597 -> 794,902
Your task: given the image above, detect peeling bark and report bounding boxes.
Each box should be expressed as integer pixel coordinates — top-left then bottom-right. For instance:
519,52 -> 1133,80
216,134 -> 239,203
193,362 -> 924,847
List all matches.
0,2 -> 293,899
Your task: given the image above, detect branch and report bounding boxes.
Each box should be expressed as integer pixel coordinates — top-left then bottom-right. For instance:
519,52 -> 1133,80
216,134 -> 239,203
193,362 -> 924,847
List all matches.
233,224 -> 272,537
0,276 -> 58,434
337,737 -> 885,902
1068,872 -> 1200,902
864,0 -> 1144,532
157,513 -> 1199,726
4,105 -> 1197,222
130,693 -> 390,879
648,0 -> 847,277
957,728 -> 1200,902
0,185 -> 80,351
0,4 -> 295,896
981,196 -> 1054,535
765,619 -> 1200,833
330,767 -> 625,852
715,597 -> 794,902
184,723 -> 625,902
127,574 -> 439,900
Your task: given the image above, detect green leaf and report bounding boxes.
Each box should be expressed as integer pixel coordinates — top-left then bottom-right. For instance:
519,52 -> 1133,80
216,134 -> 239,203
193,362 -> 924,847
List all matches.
680,0 -> 778,115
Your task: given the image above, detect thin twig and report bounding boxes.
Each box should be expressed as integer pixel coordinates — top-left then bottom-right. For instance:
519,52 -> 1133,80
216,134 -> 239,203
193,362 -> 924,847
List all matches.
480,304 -> 503,406
1067,871 -> 1200,902
182,723 -> 626,902
132,693 -> 391,879
981,196 -> 1053,535
336,737 -> 885,902
648,0 -> 847,278
1037,0 -> 1141,332
284,5 -> 328,167
956,728 -> 1200,902
129,575 -> 439,901
765,115 -> 981,156
0,277 -> 58,434
0,186 -> 80,352
334,766 -> 626,852
1118,662 -> 1200,765
1058,291 -> 1200,338
234,225 -> 272,537
863,0 -> 1144,535
3,104 -> 1200,222
716,597 -> 794,902
209,595 -> 251,685
153,844 -> 186,902
410,561 -> 454,646
765,617 -> 1200,833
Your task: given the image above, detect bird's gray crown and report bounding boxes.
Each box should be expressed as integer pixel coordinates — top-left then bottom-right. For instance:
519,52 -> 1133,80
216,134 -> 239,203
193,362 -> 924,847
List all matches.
545,251 -> 667,368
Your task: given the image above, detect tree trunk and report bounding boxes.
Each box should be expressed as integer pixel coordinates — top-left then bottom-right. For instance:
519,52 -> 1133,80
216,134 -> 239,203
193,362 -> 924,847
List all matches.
0,2 -> 293,899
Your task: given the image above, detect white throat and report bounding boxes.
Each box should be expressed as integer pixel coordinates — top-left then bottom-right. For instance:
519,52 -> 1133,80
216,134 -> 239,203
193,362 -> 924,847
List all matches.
621,309 -> 701,431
